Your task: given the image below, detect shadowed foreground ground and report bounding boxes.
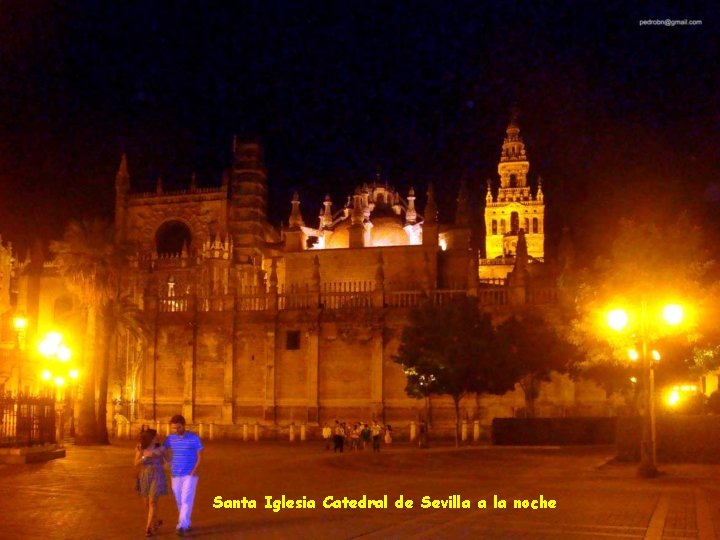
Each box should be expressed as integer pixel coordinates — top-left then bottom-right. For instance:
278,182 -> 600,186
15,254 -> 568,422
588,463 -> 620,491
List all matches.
1,439 -> 718,539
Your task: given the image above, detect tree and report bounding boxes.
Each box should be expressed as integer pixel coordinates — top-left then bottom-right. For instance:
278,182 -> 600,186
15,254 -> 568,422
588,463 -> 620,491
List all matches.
97,293 -> 148,443
564,216 -> 719,411
50,219 -> 147,444
394,298 -> 519,446
496,313 -> 579,417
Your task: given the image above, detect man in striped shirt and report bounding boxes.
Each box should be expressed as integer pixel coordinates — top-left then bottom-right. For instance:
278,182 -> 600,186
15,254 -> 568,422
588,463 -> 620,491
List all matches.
164,415 -> 203,537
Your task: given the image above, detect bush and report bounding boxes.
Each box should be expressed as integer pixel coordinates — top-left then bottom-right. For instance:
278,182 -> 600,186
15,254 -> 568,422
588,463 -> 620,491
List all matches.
492,417 -> 618,445
616,415 -> 720,463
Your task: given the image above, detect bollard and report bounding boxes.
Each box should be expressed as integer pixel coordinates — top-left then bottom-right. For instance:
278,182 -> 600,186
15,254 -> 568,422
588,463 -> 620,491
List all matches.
243,423 -> 248,442
289,423 -> 295,442
254,423 -> 259,442
473,420 -> 480,443
461,420 -> 468,442
209,422 -> 215,441
155,420 -> 161,433
165,422 -> 171,437
300,423 -> 306,441
410,421 -> 416,441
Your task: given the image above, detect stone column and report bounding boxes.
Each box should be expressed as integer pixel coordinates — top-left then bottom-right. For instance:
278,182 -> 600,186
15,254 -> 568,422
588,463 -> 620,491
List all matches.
182,332 -> 195,423
263,328 -> 276,423
306,324 -> 320,424
222,340 -> 233,424
370,327 -> 384,420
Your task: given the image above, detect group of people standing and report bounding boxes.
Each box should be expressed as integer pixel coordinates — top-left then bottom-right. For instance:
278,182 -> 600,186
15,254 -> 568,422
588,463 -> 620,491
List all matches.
323,420 -> 392,452
134,414 -> 203,537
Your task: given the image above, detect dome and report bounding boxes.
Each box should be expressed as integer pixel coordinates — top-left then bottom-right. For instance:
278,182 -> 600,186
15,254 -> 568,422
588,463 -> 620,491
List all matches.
324,220 -> 350,249
370,216 -> 408,247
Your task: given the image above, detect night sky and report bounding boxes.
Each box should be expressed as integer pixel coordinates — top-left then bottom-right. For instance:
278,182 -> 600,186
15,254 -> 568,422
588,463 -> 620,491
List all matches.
1,1 -> 718,260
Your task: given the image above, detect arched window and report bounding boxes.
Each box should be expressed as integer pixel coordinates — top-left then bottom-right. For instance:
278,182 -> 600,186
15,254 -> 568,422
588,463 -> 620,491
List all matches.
491,220 -> 497,235
500,219 -> 506,235
532,218 -> 539,234
509,174 -> 517,188
155,220 -> 192,255
510,212 -> 519,235
524,218 -> 530,232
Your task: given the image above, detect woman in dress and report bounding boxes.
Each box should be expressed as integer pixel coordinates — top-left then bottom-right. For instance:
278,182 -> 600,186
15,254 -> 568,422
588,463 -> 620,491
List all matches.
135,429 -> 168,536
384,424 -> 393,445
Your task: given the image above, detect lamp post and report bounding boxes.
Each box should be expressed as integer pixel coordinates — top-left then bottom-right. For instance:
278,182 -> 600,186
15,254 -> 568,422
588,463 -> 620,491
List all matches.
38,332 -> 77,445
417,373 -> 435,449
12,315 -> 28,395
607,301 -> 683,477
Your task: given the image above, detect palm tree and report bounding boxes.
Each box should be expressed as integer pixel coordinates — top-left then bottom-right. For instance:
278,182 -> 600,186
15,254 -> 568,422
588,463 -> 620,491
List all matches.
50,219 -> 147,444
97,293 -> 148,443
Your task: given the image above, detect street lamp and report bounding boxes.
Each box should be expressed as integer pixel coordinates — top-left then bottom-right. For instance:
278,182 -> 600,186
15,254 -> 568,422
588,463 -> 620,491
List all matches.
12,314 -> 28,395
606,301 -> 684,477
37,331 -> 78,444
417,373 -> 435,449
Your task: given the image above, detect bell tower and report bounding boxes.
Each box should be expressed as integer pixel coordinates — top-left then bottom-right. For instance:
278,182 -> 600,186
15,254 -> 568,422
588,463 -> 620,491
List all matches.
228,139 -> 269,264
484,112 -> 545,263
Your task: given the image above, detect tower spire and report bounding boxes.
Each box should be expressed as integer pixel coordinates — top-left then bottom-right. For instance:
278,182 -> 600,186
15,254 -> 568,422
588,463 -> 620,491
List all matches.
289,192 -> 305,228
321,194 -> 333,229
405,187 -> 417,224
500,109 -> 527,170
114,154 -> 130,242
481,115 -> 545,267
455,179 -> 470,227
424,183 -> 437,225
116,153 -> 130,191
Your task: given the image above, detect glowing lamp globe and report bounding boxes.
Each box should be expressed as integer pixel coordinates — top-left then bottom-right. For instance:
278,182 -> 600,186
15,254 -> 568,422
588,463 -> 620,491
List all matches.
13,316 -> 28,330
57,345 -> 72,362
663,304 -> 683,326
607,309 -> 629,331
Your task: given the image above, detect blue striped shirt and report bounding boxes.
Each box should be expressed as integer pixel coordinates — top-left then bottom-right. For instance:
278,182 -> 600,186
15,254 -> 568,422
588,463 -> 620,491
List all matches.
164,431 -> 203,477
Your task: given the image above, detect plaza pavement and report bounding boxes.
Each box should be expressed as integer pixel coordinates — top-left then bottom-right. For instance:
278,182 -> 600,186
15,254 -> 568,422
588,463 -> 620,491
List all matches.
0,438 -> 719,540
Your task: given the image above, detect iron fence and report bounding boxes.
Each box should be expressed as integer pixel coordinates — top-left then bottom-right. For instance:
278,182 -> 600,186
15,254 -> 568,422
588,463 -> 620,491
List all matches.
0,393 -> 56,447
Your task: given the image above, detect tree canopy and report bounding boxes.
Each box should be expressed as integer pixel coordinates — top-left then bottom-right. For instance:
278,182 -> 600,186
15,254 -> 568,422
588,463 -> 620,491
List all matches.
50,218 -> 148,444
394,298 -> 519,444
496,313 -> 580,417
563,215 -> 720,399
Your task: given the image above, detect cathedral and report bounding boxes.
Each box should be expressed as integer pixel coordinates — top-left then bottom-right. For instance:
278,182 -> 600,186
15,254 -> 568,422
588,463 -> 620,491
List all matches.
3,117 -> 610,437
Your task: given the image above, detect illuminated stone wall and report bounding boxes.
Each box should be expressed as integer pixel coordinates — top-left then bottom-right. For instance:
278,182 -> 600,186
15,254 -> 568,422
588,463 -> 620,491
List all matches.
17,117 -> 626,435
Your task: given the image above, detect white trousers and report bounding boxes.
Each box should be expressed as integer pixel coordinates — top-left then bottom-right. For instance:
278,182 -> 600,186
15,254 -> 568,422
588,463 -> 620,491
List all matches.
171,475 -> 198,529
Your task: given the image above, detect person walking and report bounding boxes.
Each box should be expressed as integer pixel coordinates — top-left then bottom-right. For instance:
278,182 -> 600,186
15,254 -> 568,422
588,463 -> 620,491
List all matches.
333,420 -> 345,453
371,420 -> 383,452
322,423 -> 332,450
384,424 -> 393,445
349,423 -> 360,451
135,429 -> 168,537
361,423 -> 371,450
164,415 -> 203,537
418,419 -> 429,449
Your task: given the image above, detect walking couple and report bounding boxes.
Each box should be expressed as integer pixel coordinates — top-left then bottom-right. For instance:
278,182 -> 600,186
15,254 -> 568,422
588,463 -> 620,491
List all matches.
135,414 -> 203,537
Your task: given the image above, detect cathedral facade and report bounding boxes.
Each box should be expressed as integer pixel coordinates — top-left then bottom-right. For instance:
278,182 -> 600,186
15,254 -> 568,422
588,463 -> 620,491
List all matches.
8,118 -> 609,436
